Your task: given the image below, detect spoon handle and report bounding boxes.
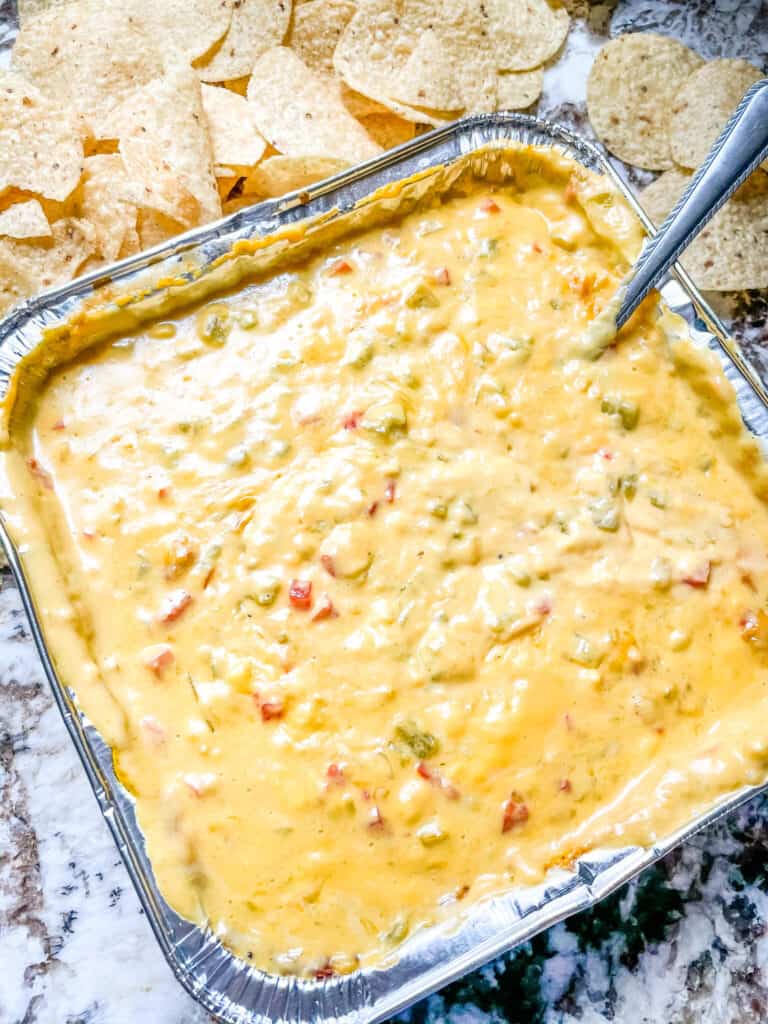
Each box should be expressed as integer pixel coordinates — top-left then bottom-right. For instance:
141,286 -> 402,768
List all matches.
615,78 -> 768,330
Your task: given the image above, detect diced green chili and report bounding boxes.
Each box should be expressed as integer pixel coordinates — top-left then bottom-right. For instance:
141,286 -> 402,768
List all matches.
590,497 -> 620,531
395,720 -> 440,759
405,283 -> 440,309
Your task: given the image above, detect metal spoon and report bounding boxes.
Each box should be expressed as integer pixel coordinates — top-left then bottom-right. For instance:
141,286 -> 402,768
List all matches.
582,77 -> 768,356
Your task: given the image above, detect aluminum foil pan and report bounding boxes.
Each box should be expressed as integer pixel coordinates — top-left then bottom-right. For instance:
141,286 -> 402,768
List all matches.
2,113 -> 768,1024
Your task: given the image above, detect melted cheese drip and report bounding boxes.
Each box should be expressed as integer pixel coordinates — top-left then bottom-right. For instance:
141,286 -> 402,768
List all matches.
7,151 -> 768,976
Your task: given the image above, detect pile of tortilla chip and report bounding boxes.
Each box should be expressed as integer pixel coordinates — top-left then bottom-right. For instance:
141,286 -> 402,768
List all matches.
587,32 -> 768,291
0,0 -> 572,318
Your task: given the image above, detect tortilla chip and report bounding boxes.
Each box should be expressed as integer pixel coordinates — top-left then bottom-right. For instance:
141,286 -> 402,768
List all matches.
137,210 -> 190,250
244,155 -> 348,197
80,155 -> 137,262
16,0 -> 67,21
201,85 -> 267,174
359,113 -> 416,151
341,85 -> 392,119
12,0 -> 166,140
289,0 -> 356,75
247,47 -> 381,163
669,59 -> 765,171
0,200 -> 52,240
0,71 -> 84,202
144,0 -> 233,65
0,217 -> 94,316
334,0 -> 566,114
587,33 -> 704,171
495,69 -> 544,111
197,0 -> 292,82
114,68 -> 222,227
641,168 -> 768,290
117,226 -> 141,260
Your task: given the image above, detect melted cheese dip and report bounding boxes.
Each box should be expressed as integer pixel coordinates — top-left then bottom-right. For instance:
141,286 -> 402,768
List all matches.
6,147 -> 768,976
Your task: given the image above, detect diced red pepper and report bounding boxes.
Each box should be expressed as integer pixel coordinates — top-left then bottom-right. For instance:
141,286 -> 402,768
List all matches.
532,241 -> 543,254
289,579 -> 313,609
82,528 -> 96,540
260,698 -> 285,722
158,589 -> 192,624
740,610 -> 756,632
144,644 -> 175,675
27,457 -> 53,489
682,561 -> 710,588
367,500 -> 379,517
312,593 -> 338,621
559,778 -> 572,792
183,773 -> 215,798
740,609 -> 768,650
315,962 -> 335,980
479,197 -> 500,214
326,763 -> 345,784
320,554 -> 336,577
157,485 -> 171,500
434,266 -> 451,286
502,792 -> 529,833
384,479 -> 396,503
328,258 -> 353,276
368,805 -> 385,830
417,761 -> 460,800
342,410 -> 362,430
139,715 -> 166,743
598,448 -> 614,461
52,418 -> 66,431
533,595 -> 552,617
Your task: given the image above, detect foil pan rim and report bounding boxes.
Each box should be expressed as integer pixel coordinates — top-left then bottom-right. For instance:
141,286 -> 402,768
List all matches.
2,112 -> 768,1024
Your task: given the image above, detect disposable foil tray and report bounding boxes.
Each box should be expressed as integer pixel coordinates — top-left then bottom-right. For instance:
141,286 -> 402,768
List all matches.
2,114 -> 768,1024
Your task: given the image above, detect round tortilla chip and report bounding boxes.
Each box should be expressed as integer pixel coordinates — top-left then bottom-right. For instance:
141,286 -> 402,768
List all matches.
0,71 -> 84,202
642,167 -> 768,291
12,0 -> 166,140
113,68 -> 222,228
587,33 -> 704,170
669,59 -> 765,172
247,47 -> 381,163
334,0 -> 566,113
289,0 -> 356,76
201,84 -> 267,173
197,0 -> 292,82
0,200 -> 52,240
244,155 -> 348,197
493,68 -> 544,112
143,0 -> 233,65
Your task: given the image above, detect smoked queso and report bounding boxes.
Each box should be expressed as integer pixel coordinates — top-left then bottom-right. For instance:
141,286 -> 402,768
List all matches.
4,146 -> 768,977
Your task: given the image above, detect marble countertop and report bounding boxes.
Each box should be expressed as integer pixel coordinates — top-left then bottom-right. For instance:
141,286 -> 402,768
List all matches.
2,2 -> 768,1022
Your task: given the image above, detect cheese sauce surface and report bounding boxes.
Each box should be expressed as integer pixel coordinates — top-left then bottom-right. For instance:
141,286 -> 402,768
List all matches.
7,148 -> 768,976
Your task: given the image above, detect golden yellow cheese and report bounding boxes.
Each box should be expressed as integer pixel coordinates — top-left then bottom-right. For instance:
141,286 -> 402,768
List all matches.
5,146 -> 768,977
